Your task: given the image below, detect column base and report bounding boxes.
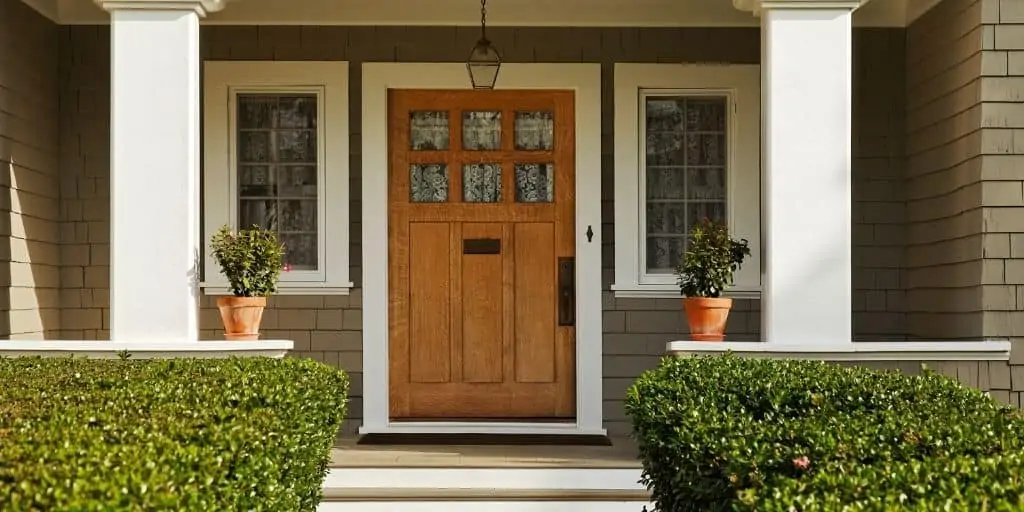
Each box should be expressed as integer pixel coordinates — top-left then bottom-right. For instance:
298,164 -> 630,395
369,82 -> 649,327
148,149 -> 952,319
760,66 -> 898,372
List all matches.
0,340 -> 293,359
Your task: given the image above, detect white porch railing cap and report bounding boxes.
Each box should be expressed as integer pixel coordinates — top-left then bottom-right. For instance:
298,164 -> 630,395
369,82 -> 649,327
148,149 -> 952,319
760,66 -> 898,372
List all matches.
94,0 -> 232,15
733,0 -> 865,14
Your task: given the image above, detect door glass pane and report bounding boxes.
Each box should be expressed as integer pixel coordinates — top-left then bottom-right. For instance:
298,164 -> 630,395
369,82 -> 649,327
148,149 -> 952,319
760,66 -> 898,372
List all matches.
410,164 -> 449,202
643,95 -> 728,274
462,111 -> 502,150
514,111 -> 554,151
410,111 -> 450,150
514,163 -> 554,203
463,163 -> 502,203
237,93 -> 319,270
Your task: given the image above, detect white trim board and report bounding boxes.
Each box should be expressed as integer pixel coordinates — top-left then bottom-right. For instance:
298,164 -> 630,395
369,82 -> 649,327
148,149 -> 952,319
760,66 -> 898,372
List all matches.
0,340 -> 293,359
666,340 -> 1012,361
360,63 -> 604,436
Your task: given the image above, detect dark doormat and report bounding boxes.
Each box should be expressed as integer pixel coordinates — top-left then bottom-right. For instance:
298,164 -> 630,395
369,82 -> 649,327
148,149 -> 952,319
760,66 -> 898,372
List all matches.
357,433 -> 613,446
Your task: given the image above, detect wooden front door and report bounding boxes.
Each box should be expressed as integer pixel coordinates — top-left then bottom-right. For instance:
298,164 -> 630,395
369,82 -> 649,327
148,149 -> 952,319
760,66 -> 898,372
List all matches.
388,90 -> 576,420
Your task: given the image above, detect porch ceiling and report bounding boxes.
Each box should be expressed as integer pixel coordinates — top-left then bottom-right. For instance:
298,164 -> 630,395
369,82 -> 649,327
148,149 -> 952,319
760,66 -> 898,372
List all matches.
36,0 -> 924,27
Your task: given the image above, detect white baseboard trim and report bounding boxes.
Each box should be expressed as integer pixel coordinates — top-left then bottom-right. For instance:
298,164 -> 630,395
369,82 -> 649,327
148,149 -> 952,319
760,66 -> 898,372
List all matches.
358,422 -> 608,436
0,340 -> 293,359
666,340 -> 1012,361
323,467 -> 645,491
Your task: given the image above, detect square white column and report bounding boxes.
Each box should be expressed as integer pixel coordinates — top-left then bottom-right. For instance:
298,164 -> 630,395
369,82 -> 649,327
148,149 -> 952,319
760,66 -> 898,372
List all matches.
760,1 -> 858,347
98,1 -> 225,341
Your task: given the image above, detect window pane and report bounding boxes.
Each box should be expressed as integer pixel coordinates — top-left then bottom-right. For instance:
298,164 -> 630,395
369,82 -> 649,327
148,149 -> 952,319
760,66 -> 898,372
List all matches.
411,111 -> 450,150
643,95 -> 728,274
236,93 -> 320,270
463,163 -> 502,203
515,163 -> 555,203
410,164 -> 449,202
514,111 -> 554,151
463,111 -> 502,150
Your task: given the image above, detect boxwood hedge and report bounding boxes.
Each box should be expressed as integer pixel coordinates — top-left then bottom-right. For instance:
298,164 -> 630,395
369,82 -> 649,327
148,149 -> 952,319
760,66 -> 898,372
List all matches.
0,356 -> 348,511
626,355 -> 1024,511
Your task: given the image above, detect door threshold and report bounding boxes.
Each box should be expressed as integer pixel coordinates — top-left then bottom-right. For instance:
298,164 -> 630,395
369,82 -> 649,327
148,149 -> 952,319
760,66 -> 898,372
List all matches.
358,422 -> 608,438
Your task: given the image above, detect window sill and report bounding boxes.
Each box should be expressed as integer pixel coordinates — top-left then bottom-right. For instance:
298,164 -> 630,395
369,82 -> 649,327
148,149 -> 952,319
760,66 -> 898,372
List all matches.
666,340 -> 1012,361
199,282 -> 354,296
611,284 -> 761,300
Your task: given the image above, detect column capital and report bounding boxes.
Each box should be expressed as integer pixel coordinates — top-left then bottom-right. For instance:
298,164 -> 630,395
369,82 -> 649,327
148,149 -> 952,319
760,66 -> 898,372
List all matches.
733,0 -> 863,15
94,0 -> 231,16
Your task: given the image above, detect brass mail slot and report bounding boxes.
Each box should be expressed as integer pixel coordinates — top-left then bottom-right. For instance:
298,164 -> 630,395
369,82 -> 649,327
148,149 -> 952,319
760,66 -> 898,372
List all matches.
463,238 -> 501,255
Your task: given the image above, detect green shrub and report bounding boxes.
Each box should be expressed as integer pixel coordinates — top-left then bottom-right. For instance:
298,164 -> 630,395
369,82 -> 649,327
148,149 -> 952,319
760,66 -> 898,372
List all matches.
210,224 -> 286,297
626,355 -> 1024,511
0,356 -> 348,511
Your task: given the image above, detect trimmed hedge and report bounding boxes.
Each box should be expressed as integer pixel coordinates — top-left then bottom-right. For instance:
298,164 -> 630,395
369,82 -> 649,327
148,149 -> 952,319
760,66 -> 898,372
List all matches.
626,355 -> 1024,511
0,356 -> 348,511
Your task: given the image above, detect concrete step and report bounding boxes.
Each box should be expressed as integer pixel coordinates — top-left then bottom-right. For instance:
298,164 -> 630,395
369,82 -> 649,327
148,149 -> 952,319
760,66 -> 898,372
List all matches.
318,466 -> 653,511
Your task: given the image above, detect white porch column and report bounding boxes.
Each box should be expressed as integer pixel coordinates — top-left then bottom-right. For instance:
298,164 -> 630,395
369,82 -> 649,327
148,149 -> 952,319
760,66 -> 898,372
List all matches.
759,0 -> 859,347
95,0 -> 226,342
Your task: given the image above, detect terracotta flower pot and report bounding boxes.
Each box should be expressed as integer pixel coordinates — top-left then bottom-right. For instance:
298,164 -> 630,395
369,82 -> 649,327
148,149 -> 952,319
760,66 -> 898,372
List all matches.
682,297 -> 733,342
217,296 -> 267,341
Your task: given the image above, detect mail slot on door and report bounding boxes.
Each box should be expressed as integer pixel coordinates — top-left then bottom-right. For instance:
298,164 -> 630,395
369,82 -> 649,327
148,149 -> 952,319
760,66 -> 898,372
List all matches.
463,238 -> 501,255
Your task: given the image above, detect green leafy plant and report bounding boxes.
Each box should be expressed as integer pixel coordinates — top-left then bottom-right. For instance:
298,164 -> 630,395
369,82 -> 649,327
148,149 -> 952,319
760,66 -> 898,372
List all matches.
210,224 -> 285,297
0,356 -> 348,511
625,355 -> 1024,512
675,218 -> 750,297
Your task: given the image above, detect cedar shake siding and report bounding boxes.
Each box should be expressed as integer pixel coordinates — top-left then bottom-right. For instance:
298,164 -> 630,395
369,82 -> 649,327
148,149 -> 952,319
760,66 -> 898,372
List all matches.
54,25 -> 912,434
0,0 -> 60,339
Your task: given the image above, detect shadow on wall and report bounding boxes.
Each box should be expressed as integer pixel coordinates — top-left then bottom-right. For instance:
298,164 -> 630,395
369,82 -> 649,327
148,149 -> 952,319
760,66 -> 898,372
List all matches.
0,0 -> 63,339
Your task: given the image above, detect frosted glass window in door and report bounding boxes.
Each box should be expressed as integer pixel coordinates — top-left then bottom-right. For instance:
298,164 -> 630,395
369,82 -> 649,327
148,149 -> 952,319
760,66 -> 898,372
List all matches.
643,95 -> 728,274
463,163 -> 502,203
410,111 -> 450,150
462,111 -> 502,150
514,163 -> 555,203
514,111 -> 554,151
410,164 -> 449,202
236,93 -> 319,270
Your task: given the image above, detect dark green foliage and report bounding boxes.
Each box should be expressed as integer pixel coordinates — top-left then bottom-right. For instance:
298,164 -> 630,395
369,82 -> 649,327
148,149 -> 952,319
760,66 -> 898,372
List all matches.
625,355 -> 1024,511
0,356 -> 348,511
210,224 -> 286,297
675,218 -> 750,298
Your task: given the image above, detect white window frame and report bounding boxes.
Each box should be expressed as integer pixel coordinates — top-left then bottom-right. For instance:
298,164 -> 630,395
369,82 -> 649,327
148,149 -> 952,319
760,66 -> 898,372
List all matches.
612,63 -> 761,299
201,61 -> 352,295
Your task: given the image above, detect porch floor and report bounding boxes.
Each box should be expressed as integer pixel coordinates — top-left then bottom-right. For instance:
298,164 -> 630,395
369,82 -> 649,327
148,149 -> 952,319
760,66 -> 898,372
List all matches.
330,436 -> 641,468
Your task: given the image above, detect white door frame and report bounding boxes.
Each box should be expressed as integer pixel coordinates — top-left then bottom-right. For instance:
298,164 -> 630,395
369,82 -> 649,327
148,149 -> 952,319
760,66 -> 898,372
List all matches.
359,63 -> 605,436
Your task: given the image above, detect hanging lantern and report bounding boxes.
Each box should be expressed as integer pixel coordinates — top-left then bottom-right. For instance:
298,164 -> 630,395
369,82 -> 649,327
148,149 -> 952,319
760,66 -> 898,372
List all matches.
466,0 -> 501,89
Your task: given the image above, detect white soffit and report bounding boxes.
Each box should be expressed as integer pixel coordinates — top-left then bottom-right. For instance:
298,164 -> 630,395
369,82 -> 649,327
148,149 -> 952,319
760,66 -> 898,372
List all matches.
53,0 -> 909,27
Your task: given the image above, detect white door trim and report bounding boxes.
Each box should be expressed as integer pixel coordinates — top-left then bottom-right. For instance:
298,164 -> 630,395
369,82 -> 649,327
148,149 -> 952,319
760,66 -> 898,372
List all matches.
359,63 -> 605,436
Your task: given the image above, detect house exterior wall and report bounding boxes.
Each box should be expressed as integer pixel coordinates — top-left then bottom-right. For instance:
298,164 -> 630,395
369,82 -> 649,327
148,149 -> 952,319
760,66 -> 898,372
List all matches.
0,0 -> 61,339
56,25 -> 906,433
899,0 -> 1024,404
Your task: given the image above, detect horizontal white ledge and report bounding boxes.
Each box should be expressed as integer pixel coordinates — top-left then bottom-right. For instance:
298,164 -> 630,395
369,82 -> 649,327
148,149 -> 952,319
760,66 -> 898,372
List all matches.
610,285 -> 761,300
199,282 -> 354,296
0,340 -> 293,359
317,501 -> 654,511
666,340 -> 1012,361
359,422 -> 607,437
323,468 -> 645,491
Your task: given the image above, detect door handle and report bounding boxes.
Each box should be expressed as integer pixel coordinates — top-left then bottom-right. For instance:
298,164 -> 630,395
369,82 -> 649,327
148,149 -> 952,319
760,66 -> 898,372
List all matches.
558,257 -> 575,326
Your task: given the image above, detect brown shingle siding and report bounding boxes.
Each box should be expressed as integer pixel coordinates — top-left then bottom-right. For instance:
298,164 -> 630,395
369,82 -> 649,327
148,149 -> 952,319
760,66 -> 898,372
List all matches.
0,0 -> 61,339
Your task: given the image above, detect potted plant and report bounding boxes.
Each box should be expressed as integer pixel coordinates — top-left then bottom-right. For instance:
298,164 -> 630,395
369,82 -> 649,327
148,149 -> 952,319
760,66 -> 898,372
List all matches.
209,225 -> 285,341
675,218 -> 751,341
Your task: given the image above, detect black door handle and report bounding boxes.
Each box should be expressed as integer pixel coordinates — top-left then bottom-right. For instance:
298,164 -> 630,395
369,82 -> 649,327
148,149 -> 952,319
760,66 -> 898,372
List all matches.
558,257 -> 575,326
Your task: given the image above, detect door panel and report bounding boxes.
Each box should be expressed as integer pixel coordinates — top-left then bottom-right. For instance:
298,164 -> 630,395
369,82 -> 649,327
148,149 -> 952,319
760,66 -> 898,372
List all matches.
388,89 -> 576,420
